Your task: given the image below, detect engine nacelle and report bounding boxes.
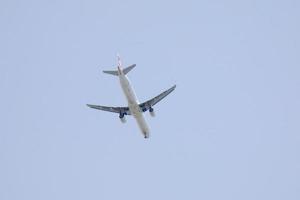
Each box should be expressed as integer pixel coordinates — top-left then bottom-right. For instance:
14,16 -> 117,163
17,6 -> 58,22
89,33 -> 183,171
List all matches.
120,116 -> 126,123
119,113 -> 126,123
149,107 -> 155,117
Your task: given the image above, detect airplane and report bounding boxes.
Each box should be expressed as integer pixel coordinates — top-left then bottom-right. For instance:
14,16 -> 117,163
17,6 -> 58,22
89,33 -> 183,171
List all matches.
87,55 -> 176,138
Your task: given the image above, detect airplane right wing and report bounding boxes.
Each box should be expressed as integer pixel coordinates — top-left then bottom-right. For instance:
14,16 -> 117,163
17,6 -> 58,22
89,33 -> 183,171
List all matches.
139,85 -> 176,112
86,104 -> 131,115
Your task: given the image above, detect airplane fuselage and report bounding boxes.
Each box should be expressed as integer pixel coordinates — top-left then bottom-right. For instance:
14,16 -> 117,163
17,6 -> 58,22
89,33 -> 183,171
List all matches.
118,66 -> 150,138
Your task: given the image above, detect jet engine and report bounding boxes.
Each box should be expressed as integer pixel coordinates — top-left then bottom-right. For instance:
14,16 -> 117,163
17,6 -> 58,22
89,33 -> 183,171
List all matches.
149,107 -> 155,117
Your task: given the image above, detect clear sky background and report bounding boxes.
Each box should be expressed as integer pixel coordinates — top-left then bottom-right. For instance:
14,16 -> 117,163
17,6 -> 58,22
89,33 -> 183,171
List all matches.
0,0 -> 299,199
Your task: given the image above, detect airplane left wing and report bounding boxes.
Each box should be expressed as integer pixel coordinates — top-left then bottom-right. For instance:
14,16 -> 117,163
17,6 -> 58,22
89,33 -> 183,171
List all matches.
86,104 -> 131,115
139,85 -> 176,112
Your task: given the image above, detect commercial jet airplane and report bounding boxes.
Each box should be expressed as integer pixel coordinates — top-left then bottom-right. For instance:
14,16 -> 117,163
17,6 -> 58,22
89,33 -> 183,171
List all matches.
87,55 -> 176,138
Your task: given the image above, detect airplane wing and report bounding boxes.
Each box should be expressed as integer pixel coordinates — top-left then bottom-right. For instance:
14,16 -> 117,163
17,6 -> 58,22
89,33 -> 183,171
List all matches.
86,104 -> 131,115
139,85 -> 176,112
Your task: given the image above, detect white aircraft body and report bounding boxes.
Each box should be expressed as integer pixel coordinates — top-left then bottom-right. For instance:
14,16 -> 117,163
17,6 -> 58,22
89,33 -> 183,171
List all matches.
87,56 -> 176,138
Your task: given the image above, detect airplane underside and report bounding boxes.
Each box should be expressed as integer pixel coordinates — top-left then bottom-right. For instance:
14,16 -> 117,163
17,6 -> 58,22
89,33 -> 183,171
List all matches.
87,55 -> 176,138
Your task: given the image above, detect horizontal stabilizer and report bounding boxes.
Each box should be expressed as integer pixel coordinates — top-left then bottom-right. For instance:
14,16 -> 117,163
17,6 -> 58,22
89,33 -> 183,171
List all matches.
103,64 -> 136,76
123,64 -> 136,74
102,70 -> 118,76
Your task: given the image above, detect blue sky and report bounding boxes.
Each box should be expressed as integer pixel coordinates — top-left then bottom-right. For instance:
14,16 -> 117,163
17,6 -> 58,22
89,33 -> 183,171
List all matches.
1,0 -> 299,199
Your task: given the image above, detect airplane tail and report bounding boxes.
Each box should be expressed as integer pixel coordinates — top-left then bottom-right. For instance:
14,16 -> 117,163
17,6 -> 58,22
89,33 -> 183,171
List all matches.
103,64 -> 136,76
